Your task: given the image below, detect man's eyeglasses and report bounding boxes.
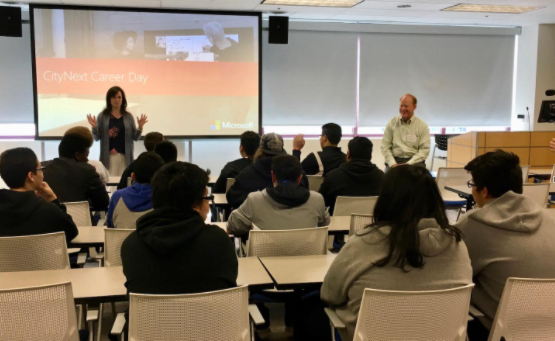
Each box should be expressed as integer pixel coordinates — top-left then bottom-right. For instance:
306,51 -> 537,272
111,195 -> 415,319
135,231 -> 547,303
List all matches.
35,166 -> 46,173
467,180 -> 476,188
202,195 -> 215,203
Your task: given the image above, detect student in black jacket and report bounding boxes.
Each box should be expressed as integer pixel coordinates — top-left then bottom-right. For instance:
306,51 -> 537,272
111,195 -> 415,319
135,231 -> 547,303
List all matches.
292,123 -> 346,176
319,136 -> 385,215
213,131 -> 260,194
227,133 -> 309,208
117,132 -> 164,189
121,161 -> 237,295
0,148 -> 78,243
43,133 -> 109,211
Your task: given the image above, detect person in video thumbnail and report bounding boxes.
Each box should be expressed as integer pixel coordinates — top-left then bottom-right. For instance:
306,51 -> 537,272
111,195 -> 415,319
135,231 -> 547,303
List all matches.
86,86 -> 148,177
202,22 -> 242,62
114,31 -> 142,59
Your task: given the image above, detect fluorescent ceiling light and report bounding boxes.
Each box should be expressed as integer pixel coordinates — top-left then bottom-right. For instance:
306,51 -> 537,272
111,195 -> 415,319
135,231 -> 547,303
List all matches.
443,4 -> 543,14
261,0 -> 363,8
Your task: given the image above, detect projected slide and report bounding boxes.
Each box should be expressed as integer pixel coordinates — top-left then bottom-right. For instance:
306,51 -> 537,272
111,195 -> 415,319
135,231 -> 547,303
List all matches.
31,7 -> 260,138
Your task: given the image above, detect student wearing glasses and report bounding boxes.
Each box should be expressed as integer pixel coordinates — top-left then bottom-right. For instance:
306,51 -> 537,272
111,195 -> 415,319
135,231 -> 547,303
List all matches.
121,161 -> 237,295
0,147 -> 78,243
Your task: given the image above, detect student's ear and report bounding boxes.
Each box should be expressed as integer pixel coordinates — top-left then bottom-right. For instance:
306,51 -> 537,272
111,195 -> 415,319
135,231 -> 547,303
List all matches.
131,173 -> 136,181
296,174 -> 302,185
240,145 -> 244,154
346,150 -> 351,162
271,171 -> 277,184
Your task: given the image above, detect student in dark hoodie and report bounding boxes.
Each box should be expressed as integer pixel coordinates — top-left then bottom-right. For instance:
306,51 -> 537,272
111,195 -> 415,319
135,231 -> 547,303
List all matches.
0,147 -> 78,243
292,123 -> 347,176
319,136 -> 385,215
117,132 -> 164,190
227,155 -> 330,236
120,161 -> 237,295
226,133 -> 309,208
212,131 -> 260,194
43,133 -> 109,211
106,152 -> 164,229
456,150 -> 555,341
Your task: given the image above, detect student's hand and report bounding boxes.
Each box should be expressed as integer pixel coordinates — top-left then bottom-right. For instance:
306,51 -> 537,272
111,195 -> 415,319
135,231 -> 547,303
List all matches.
293,134 -> 305,151
137,114 -> 148,130
35,182 -> 57,202
550,138 -> 555,153
86,114 -> 97,129
391,163 -> 407,168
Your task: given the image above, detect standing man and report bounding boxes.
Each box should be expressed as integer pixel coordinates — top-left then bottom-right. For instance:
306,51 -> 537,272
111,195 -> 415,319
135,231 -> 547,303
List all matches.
293,123 -> 346,176
381,94 -> 430,170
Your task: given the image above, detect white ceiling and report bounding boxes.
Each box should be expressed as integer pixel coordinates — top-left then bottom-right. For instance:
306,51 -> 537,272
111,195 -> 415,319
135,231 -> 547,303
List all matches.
6,0 -> 555,27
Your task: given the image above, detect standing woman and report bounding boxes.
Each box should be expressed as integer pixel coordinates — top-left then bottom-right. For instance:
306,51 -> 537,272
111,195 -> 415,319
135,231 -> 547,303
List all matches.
87,86 -> 148,176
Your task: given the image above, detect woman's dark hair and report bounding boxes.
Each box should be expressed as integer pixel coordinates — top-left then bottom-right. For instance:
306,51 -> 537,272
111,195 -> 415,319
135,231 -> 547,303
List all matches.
151,162 -> 208,210
102,86 -> 128,115
371,165 -> 462,270
113,31 -> 137,51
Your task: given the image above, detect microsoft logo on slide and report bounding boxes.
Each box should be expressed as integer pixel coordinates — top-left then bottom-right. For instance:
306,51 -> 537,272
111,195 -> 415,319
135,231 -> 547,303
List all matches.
210,120 -> 221,131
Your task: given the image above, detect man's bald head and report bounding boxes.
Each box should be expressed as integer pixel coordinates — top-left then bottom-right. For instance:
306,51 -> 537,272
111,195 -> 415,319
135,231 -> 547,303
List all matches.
399,94 -> 417,122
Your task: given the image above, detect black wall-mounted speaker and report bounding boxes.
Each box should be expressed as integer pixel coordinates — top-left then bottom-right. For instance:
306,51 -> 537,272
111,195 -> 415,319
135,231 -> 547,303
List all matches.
269,16 -> 288,45
0,6 -> 22,37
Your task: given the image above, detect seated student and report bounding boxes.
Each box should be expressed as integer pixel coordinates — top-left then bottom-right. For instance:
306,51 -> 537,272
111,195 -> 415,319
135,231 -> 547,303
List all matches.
154,140 -> 178,164
319,137 -> 385,215
106,152 -> 164,229
121,161 -> 237,295
293,123 -> 346,176
64,127 -> 111,185
43,133 -> 110,211
213,131 -> 260,194
0,147 -> 78,243
227,155 -> 330,236
321,165 -> 472,341
456,150 -> 555,340
227,133 -> 309,208
117,132 -> 164,189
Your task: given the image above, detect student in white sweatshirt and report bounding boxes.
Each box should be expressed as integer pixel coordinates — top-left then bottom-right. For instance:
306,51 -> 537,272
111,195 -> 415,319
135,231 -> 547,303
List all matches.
321,165 -> 472,341
457,150 -> 555,340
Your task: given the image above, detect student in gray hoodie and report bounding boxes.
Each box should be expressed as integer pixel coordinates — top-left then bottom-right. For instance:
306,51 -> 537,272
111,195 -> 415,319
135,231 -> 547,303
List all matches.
456,150 -> 555,340
227,154 -> 330,236
321,165 -> 472,341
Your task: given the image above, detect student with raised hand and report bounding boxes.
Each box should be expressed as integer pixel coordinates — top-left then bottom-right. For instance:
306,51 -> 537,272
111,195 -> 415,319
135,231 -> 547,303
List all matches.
319,136 -> 385,215
457,150 -> 555,341
293,123 -> 346,176
321,165 -> 472,341
117,131 -> 164,189
227,155 -> 329,237
226,133 -> 309,208
0,148 -> 78,243
212,131 -> 260,194
121,161 -> 237,295
43,133 -> 109,211
106,152 -> 164,229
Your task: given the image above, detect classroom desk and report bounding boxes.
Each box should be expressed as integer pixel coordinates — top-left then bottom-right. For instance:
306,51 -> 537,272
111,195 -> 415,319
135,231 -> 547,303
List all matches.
107,176 -> 120,187
445,186 -> 474,210
208,175 -> 218,185
259,254 -> 337,290
0,259 -> 274,305
215,216 -> 351,236
68,226 -> 105,248
0,266 -> 126,305
213,193 -> 228,206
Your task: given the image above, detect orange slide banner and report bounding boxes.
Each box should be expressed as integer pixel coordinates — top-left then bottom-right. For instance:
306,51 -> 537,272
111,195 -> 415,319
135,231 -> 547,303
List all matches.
36,58 -> 259,97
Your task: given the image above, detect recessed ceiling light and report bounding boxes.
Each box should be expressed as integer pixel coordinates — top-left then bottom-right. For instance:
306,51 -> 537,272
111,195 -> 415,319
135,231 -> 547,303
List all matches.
442,3 -> 543,14
261,0 -> 363,8
397,4 -> 412,8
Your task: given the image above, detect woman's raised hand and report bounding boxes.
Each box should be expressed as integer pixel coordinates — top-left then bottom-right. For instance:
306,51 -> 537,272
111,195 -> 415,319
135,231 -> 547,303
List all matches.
137,114 -> 148,130
86,114 -> 97,128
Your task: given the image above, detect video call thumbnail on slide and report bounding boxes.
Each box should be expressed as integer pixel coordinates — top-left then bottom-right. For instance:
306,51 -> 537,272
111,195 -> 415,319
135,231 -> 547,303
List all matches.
33,8 -> 260,137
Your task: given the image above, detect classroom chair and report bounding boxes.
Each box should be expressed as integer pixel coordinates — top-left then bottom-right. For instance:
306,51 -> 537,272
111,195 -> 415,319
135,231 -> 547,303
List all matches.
111,286 -> 264,341
333,196 -> 378,216
246,227 -> 329,257
520,165 -> 530,183
0,282 -> 80,341
522,183 -> 550,207
306,175 -> 325,192
349,214 -> 374,237
325,284 -> 474,341
226,178 -> 236,193
0,232 -> 70,272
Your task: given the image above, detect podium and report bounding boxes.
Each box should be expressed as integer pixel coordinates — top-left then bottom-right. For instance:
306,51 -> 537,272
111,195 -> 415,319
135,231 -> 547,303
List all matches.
447,132 -> 555,171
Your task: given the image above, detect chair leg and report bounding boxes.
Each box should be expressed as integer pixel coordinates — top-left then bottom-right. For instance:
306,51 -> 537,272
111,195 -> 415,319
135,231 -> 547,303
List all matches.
430,145 -> 437,171
457,208 -> 462,221
96,303 -> 103,341
111,302 -> 117,318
